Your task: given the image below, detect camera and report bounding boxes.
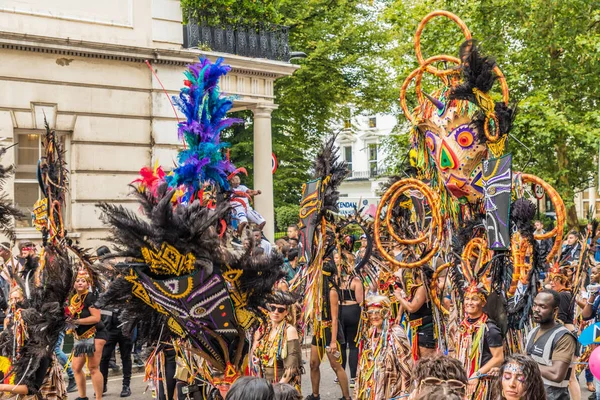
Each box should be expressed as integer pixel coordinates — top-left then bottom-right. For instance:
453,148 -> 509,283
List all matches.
587,284 -> 600,293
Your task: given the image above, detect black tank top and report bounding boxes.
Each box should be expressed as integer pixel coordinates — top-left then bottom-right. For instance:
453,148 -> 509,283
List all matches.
340,288 -> 356,302
407,286 -> 432,322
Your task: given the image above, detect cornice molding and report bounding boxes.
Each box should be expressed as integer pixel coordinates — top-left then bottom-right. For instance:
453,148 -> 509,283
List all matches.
0,30 -> 298,79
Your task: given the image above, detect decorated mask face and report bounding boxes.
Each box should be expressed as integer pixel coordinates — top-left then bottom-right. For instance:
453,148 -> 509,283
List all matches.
418,89 -> 488,204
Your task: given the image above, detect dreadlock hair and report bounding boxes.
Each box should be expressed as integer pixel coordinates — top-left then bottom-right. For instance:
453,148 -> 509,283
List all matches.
492,354 -> 545,400
412,354 -> 468,387
415,384 -> 465,400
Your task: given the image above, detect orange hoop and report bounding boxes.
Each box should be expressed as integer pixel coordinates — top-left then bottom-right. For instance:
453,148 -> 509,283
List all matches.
400,55 -> 461,124
414,10 -> 472,76
401,11 -> 510,125
430,262 -> 451,315
520,174 -> 566,262
374,178 -> 442,268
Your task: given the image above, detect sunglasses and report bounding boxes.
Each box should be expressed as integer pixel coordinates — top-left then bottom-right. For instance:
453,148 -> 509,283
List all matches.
418,377 -> 466,392
268,305 -> 287,313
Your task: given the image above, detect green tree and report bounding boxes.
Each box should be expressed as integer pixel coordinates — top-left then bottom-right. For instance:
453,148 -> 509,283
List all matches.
382,0 -> 600,227
275,204 -> 301,231
224,111 -> 313,209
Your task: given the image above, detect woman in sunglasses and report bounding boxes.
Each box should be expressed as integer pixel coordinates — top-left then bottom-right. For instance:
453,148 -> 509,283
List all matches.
252,290 -> 302,392
355,295 -> 412,400
492,354 -> 545,400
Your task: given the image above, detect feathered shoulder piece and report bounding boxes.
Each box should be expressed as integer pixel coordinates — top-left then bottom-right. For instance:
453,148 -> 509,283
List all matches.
167,57 -> 242,202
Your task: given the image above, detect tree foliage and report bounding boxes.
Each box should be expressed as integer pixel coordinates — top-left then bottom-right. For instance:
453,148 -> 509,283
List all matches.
195,0 -> 394,209
275,204 -> 301,232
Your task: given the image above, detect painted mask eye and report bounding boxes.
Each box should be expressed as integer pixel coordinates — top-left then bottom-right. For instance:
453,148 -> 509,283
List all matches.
453,125 -> 475,149
425,131 -> 437,154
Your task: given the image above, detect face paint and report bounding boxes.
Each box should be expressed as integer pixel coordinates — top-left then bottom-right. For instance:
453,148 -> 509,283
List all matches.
504,363 -> 523,375
503,363 -> 526,383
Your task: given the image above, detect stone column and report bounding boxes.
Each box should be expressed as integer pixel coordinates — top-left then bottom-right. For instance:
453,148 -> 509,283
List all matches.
252,104 -> 277,242
590,186 -> 597,218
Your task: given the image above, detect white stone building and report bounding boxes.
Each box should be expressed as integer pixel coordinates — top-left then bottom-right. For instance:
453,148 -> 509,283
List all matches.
335,113 -> 397,216
0,0 -> 297,246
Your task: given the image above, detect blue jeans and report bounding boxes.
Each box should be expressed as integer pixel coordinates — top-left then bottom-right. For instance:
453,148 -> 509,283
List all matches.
54,331 -> 74,380
587,368 -> 594,383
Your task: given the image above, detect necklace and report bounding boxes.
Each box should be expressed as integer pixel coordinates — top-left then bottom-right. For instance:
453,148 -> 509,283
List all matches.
69,291 -> 88,317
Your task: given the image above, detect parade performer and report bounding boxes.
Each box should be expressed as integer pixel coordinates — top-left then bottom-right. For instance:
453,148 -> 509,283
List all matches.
337,250 -> 363,387
454,280 -> 504,399
548,264 -> 575,330
0,126 -> 74,400
68,267 -> 107,400
96,57 -> 284,399
252,290 -> 302,391
295,137 -> 375,400
355,295 -> 412,400
492,354 -> 546,400
393,267 -> 436,359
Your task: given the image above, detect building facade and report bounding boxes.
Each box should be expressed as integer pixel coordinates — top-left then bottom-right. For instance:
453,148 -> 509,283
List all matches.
0,0 -> 297,246
335,113 -> 397,216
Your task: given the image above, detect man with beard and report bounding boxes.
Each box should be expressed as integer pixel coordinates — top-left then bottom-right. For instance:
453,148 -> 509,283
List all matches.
526,290 -> 577,400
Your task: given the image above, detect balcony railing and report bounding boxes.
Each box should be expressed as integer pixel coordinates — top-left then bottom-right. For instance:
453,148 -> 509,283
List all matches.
346,168 -> 387,181
183,16 -> 290,62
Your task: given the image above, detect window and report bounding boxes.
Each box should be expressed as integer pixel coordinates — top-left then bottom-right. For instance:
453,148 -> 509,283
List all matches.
14,133 -> 43,228
344,146 -> 353,171
368,143 -> 378,176
343,119 -> 352,129
368,117 -> 377,128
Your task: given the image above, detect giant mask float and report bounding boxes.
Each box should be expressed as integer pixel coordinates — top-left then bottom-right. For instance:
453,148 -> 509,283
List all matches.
374,11 -> 569,354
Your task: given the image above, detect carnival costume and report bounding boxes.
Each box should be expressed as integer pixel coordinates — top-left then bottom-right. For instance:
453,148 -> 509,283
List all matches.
252,291 -> 302,391
0,123 -> 77,400
67,268 -> 107,356
355,296 -> 412,400
96,57 -> 284,397
293,137 -> 373,357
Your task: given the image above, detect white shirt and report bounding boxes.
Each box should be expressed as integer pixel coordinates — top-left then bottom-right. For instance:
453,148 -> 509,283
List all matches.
232,185 -> 251,208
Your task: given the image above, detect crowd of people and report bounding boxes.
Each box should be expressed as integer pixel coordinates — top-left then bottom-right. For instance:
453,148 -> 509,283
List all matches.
1,10 -> 600,400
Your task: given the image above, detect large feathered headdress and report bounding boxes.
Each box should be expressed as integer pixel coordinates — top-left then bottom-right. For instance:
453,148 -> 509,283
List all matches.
166,57 -> 242,202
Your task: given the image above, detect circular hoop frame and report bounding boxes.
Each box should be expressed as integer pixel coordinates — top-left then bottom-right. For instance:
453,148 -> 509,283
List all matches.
374,178 -> 442,269
430,262 -> 451,315
521,174 -> 566,262
400,10 -> 510,125
415,11 -> 472,76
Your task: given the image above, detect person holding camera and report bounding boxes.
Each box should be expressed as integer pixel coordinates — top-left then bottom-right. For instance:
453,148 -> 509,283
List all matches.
582,266 -> 600,399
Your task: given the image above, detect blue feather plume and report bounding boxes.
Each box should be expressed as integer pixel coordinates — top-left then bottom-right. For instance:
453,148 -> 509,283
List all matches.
167,57 -> 242,200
